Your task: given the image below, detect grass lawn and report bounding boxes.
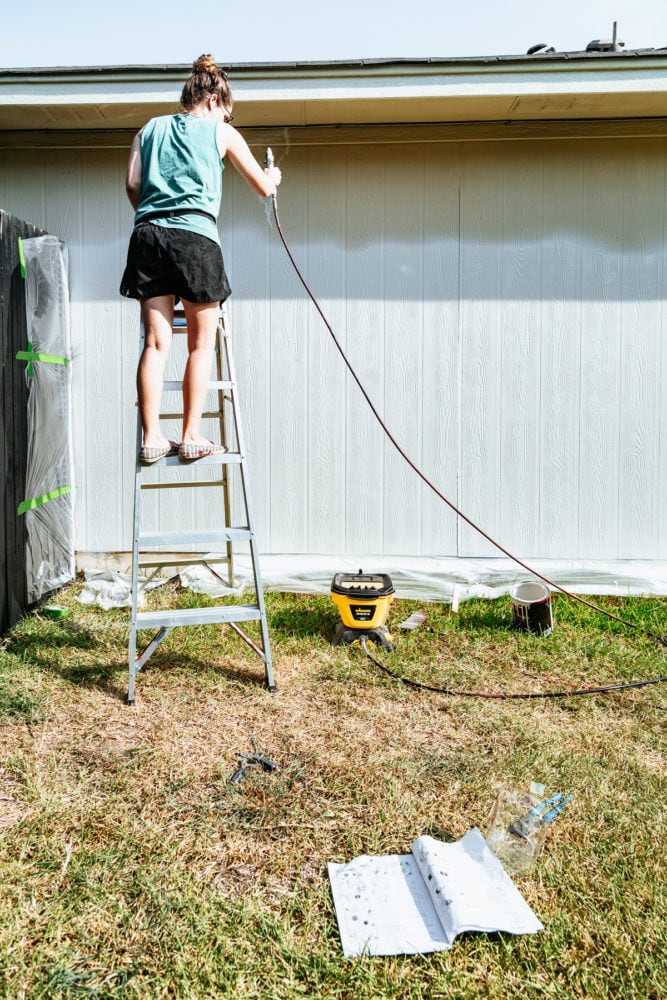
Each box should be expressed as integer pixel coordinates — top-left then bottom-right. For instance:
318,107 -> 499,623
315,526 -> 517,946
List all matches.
0,582 -> 665,999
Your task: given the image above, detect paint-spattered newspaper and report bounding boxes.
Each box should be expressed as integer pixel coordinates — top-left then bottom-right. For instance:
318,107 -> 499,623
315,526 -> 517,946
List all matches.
328,828 -> 543,957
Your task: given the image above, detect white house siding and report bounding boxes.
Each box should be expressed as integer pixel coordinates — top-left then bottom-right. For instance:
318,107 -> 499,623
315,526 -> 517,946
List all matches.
1,133 -> 665,564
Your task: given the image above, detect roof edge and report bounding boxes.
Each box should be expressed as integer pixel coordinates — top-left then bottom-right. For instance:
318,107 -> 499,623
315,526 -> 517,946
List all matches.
1,47 -> 666,77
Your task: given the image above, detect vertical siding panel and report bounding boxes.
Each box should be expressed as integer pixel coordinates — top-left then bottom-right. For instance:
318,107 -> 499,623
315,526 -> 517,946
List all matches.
43,150 -> 80,244
117,148 -> 143,553
305,145 -> 347,553
344,146 -> 386,555
420,142 -> 461,558
539,142 -> 583,557
79,150 -> 127,552
659,148 -> 667,561
578,141 -> 623,558
267,149 -> 309,552
226,149 -> 274,550
616,141 -> 663,557
497,147 -> 543,557
382,145 -> 425,555
459,143 -> 503,556
2,152 -> 46,228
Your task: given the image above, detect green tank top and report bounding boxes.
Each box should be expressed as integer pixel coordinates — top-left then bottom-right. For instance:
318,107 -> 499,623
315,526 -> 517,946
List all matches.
134,114 -> 223,244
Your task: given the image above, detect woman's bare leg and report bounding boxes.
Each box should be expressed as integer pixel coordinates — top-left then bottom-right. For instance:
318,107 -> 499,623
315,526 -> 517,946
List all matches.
137,295 -> 175,448
181,299 -> 219,445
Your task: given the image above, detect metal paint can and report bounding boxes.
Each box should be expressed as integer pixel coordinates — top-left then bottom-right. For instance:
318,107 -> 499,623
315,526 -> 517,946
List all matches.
509,581 -> 553,636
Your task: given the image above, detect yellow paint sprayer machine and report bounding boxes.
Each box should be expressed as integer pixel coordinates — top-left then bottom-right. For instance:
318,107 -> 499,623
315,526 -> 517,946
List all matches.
330,570 -> 395,651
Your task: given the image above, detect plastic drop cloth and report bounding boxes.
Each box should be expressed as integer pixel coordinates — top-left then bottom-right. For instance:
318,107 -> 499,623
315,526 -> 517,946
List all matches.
20,236 -> 75,603
76,554 -> 667,610
77,569 -> 172,611
182,554 -> 667,601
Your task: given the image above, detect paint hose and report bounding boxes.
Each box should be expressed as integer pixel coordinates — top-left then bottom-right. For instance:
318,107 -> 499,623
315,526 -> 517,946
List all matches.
358,636 -> 667,700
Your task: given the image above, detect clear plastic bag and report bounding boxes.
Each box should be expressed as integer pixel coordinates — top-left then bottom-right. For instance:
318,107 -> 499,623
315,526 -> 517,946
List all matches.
484,783 -> 549,876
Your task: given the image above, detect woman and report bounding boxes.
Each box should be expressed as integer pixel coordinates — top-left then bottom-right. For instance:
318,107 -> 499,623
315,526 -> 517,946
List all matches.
120,54 -> 281,462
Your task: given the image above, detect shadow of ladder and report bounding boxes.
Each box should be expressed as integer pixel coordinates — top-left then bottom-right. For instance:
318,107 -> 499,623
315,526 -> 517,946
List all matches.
127,304 -> 275,704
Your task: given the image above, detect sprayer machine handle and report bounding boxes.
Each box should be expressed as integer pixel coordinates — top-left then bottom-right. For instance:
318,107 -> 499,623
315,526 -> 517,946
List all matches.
265,147 -> 274,169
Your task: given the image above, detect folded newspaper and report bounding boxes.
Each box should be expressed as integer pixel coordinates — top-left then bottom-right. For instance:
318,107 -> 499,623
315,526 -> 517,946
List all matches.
328,828 -> 543,957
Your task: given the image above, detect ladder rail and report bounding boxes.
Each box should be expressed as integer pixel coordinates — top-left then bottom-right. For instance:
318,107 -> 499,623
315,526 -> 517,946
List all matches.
221,319 -> 275,689
128,318 -> 147,705
216,313 -> 234,587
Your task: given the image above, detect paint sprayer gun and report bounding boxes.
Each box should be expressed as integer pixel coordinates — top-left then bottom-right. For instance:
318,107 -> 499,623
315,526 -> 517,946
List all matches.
509,791 -> 573,840
264,147 -> 277,202
230,751 -> 277,784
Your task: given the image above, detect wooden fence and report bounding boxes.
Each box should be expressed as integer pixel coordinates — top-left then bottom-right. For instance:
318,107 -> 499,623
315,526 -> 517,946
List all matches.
0,210 -> 47,635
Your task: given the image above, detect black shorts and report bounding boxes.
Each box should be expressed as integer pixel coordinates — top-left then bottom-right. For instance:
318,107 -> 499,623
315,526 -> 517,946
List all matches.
119,223 -> 232,304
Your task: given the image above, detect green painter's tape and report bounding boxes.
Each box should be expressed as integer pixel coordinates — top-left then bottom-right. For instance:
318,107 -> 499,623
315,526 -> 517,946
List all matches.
16,348 -> 69,368
18,237 -> 26,278
18,485 -> 71,516
18,342 -> 34,377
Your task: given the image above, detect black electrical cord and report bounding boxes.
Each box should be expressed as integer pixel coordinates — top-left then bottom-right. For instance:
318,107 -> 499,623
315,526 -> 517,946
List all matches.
268,190 -> 667,651
359,637 -> 667,700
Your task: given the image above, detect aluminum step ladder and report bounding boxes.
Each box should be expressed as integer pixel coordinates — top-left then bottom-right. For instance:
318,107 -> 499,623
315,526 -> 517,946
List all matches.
127,305 -> 275,704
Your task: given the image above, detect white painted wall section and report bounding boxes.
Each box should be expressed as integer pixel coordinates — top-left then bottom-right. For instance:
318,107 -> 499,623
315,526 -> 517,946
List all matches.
1,133 -> 665,569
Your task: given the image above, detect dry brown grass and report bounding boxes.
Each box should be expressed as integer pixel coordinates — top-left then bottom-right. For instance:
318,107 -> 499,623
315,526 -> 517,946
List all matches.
0,584 -> 665,998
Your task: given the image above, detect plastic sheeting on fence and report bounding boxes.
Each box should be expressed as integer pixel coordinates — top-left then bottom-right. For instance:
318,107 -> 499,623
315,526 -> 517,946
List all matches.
19,236 -> 74,603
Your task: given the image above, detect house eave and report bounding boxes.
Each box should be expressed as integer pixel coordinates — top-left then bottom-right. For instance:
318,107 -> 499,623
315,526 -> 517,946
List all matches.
1,49 -> 666,131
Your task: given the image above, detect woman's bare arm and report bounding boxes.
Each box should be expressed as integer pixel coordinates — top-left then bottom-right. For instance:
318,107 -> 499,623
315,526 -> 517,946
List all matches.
125,131 -> 143,209
218,124 -> 281,197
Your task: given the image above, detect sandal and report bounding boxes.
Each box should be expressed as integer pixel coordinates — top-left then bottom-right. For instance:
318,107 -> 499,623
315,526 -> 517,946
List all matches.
140,441 -> 179,465
178,440 -> 228,461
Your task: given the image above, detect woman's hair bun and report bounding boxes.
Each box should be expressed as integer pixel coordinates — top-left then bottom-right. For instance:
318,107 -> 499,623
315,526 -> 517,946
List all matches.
181,53 -> 231,110
193,54 -> 217,73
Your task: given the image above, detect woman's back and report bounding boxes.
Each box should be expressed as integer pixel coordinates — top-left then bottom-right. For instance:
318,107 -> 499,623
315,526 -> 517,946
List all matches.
135,113 -> 223,244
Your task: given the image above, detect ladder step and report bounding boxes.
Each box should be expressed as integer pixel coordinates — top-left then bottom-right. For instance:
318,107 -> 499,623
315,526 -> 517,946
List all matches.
139,528 -> 251,547
138,555 -> 232,570
141,479 -> 227,491
136,605 -> 262,629
158,452 -> 242,467
160,411 -> 225,420
163,380 -> 232,391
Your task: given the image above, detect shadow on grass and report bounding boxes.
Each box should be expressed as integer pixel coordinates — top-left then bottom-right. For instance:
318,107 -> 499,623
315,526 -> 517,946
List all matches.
5,615 -> 270,704
454,600 -> 515,633
0,684 -> 44,722
137,647 -> 271,689
7,616 -> 99,652
62,652 -> 268,704
6,618 -> 130,700
266,593 -> 338,641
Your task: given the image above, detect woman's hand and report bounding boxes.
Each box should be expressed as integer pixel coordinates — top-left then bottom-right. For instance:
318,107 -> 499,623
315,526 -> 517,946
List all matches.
263,165 -> 282,196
